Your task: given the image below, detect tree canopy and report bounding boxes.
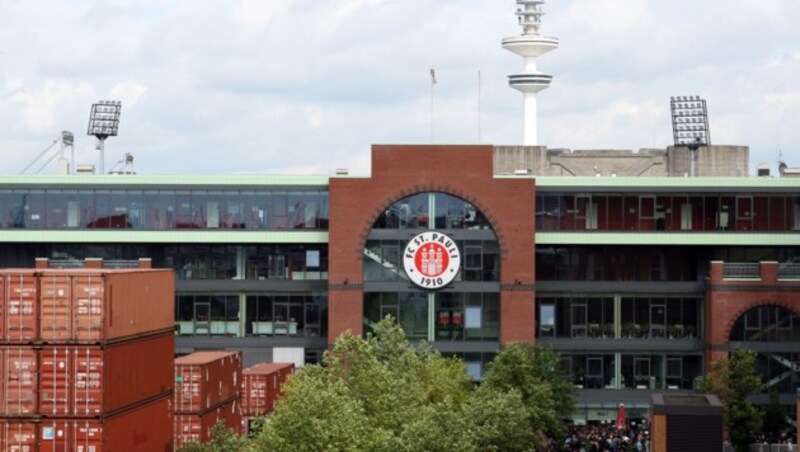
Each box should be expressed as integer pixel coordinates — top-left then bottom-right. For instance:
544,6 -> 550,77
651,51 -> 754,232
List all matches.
181,317 -> 574,451
699,348 -> 764,452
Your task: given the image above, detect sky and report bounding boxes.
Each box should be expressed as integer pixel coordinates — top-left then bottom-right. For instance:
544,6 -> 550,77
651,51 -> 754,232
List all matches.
1,0 -> 799,176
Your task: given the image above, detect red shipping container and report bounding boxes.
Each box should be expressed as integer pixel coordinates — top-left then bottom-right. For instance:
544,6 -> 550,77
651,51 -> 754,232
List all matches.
38,269 -> 174,343
38,392 -> 173,452
175,351 -> 242,414
0,346 -> 38,416
39,332 -> 174,416
0,271 -> 38,343
0,419 -> 37,451
174,399 -> 241,449
242,362 -> 294,416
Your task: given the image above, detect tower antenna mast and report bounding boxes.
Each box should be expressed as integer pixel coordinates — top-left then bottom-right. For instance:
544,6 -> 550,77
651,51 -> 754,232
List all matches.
502,1 -> 559,146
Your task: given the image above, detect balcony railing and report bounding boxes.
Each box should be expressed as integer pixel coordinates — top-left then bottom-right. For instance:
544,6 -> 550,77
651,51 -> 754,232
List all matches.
778,263 -> 800,280
722,263 -> 760,279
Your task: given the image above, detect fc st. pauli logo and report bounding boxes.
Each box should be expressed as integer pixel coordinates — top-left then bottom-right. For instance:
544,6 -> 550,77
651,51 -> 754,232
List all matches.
403,231 -> 461,289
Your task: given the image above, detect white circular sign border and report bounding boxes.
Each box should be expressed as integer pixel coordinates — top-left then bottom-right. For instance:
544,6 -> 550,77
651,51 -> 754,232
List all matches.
403,231 -> 461,290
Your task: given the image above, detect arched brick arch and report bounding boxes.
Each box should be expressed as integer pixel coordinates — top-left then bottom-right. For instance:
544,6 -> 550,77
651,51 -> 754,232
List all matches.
724,300 -> 800,342
355,187 -> 504,257
327,145 -> 536,345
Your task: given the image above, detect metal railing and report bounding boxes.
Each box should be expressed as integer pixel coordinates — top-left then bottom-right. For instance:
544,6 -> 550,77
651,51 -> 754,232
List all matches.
102,260 -> 142,269
723,263 -> 760,279
778,263 -> 800,280
47,259 -> 87,269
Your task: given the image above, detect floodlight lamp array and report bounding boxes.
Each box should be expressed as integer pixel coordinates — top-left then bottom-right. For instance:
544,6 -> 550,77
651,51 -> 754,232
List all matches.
670,96 -> 710,148
87,100 -> 122,138
61,131 -> 74,147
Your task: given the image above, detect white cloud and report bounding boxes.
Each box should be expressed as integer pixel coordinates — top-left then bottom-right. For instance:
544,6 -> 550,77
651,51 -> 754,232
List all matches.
0,0 -> 798,175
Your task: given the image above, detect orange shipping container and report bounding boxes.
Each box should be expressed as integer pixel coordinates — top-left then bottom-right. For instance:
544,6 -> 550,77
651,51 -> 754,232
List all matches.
242,362 -> 294,416
175,351 -> 242,414
174,399 -> 241,449
0,271 -> 38,343
39,332 -> 174,416
0,346 -> 38,416
38,269 -> 174,343
0,419 -> 37,451
38,392 -> 173,452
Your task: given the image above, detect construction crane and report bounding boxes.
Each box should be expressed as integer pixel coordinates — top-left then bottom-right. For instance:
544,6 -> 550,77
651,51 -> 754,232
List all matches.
20,131 -> 75,174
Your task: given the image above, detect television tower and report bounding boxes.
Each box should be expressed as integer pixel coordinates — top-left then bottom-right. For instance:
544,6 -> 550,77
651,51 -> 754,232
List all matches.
502,1 -> 559,146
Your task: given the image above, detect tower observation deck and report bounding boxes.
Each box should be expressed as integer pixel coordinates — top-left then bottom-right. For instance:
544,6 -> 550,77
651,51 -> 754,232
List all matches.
502,0 -> 559,146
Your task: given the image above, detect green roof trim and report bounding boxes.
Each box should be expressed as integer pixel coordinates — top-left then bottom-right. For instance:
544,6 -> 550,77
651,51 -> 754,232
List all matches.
0,230 -> 329,244
0,174 -> 330,187
522,176 -> 800,190
537,231 -> 800,246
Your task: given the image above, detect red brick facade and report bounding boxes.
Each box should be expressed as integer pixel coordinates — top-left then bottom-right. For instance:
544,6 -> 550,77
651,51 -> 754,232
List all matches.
328,145 -> 536,344
705,261 -> 800,368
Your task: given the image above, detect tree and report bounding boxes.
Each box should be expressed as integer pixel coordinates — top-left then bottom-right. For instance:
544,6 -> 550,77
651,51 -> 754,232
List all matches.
481,342 -> 575,440
254,365 -> 388,451
463,386 -> 537,452
699,348 -> 764,452
761,391 -> 789,442
255,317 -> 473,450
255,317 -> 563,451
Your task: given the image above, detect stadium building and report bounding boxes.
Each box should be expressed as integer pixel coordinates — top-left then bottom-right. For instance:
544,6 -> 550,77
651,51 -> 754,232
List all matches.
1,0 -> 798,426
1,142 -> 799,423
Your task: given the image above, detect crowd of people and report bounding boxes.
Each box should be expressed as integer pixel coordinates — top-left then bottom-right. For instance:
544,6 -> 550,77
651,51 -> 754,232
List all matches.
750,431 -> 796,449
543,423 -> 650,452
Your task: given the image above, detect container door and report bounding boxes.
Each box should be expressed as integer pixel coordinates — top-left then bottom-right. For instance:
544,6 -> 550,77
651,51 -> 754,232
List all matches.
73,347 -> 103,416
174,414 -> 202,450
39,348 -> 71,415
39,420 -> 73,452
3,274 -> 38,343
194,302 -> 211,335
39,275 -> 73,342
73,274 -> 105,342
176,365 -> 202,413
74,420 -> 103,452
2,347 -> 38,416
1,420 -> 37,450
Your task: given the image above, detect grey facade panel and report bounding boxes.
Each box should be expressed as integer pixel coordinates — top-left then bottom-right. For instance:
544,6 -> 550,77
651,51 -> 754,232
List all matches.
176,280 -> 328,293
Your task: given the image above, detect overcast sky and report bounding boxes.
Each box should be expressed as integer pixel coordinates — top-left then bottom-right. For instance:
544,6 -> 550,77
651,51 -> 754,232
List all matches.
1,0 -> 798,176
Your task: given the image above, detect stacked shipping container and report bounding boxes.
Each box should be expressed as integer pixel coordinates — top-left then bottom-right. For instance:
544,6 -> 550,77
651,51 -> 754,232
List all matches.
174,351 -> 243,449
0,266 -> 175,451
241,362 -> 294,435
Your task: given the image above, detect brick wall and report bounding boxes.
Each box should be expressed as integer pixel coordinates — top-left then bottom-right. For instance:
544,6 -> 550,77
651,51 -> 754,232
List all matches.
328,144 -> 536,344
705,261 -> 800,368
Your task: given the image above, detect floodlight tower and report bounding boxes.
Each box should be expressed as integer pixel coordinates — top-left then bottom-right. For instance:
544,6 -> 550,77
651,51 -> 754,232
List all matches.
61,131 -> 74,174
502,0 -> 559,146
670,96 -> 711,177
87,100 -> 122,174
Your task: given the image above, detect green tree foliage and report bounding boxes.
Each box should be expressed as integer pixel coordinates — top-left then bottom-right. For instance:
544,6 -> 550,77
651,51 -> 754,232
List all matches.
761,391 -> 789,442
698,348 -> 764,452
481,342 -> 576,439
463,386 -> 537,452
181,317 -> 571,451
253,317 -> 570,451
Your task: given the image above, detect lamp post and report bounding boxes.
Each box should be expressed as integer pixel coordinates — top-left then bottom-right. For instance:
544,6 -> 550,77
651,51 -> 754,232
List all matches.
87,100 -> 122,174
670,96 -> 711,177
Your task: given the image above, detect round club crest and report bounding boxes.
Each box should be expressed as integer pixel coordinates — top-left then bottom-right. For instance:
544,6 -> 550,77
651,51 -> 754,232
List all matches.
403,231 -> 461,289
